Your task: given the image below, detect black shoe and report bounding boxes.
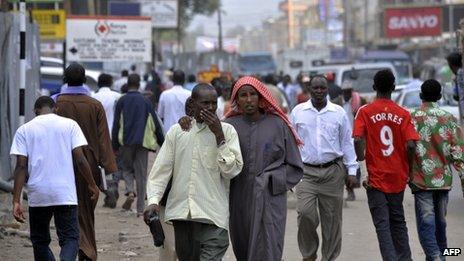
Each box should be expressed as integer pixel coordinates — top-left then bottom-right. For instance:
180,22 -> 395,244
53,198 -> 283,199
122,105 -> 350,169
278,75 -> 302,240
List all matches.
103,190 -> 117,209
346,189 -> 356,201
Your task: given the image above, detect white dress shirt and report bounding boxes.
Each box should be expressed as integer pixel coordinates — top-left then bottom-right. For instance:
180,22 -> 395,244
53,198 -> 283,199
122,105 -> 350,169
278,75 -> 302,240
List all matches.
113,77 -> 127,93
290,100 -> 358,175
342,99 -> 354,126
92,87 -> 121,134
157,85 -> 191,133
147,121 -> 243,230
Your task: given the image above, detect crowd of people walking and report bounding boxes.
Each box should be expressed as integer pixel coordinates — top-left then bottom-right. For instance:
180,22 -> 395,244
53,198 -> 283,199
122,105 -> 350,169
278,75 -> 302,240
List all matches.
9,57 -> 464,261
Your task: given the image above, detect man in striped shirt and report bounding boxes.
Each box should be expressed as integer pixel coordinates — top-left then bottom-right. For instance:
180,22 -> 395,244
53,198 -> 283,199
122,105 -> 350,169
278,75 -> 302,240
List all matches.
144,83 -> 243,260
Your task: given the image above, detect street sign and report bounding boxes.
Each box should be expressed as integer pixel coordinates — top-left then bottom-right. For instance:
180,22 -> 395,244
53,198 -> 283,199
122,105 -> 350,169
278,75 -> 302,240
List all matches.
31,9 -> 65,40
66,16 -> 152,62
384,7 -> 442,38
140,0 -> 178,28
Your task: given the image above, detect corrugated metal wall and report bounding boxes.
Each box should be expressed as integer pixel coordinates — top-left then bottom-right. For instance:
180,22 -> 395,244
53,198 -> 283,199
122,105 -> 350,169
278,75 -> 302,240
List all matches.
0,13 -> 41,182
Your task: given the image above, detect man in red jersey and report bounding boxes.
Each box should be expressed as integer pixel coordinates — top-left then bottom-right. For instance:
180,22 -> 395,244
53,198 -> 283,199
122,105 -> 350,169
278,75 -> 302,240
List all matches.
353,69 -> 420,261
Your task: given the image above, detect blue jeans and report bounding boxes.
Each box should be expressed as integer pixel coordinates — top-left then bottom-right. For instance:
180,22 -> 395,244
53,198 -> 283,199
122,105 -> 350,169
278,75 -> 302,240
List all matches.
367,188 -> 412,261
29,205 -> 79,261
414,190 -> 449,261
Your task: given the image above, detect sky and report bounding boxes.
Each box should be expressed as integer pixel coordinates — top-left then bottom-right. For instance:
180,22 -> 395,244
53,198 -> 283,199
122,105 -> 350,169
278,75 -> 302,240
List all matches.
188,0 -> 282,35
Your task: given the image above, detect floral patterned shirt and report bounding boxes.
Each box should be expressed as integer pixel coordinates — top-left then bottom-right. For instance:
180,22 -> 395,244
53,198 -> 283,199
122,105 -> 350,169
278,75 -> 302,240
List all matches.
411,102 -> 464,190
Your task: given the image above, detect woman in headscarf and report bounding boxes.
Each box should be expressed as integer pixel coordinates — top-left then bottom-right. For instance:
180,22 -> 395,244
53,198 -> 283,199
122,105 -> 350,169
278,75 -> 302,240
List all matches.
223,76 -> 303,261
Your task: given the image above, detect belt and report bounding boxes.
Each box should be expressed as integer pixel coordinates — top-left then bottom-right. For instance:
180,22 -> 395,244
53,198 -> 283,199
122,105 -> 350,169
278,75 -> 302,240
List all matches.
304,157 -> 341,168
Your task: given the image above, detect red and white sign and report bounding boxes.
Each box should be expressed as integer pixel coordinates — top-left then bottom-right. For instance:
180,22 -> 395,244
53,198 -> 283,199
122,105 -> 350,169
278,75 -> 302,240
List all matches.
66,16 -> 152,62
384,7 -> 442,38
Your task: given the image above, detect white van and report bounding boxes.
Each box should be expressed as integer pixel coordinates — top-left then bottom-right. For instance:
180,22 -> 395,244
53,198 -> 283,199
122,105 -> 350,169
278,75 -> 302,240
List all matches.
306,62 -> 400,102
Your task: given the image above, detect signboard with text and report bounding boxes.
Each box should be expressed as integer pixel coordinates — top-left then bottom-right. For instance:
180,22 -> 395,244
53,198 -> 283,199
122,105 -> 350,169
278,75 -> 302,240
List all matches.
140,0 -> 178,28
384,7 -> 442,38
66,16 -> 152,62
32,9 -> 66,40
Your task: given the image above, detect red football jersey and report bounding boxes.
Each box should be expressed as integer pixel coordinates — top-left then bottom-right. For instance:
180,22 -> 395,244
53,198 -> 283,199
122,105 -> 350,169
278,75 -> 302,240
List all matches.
353,99 -> 420,193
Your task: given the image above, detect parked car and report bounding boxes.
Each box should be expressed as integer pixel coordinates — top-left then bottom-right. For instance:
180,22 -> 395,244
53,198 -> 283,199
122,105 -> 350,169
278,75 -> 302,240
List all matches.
395,86 -> 460,123
305,62 -> 401,102
40,56 -> 63,68
238,52 -> 276,76
358,50 -> 412,84
40,66 -> 101,95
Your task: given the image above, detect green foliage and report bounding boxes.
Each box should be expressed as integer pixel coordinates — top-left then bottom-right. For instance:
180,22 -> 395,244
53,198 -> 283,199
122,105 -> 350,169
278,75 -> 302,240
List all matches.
180,0 -> 219,30
156,0 -> 219,41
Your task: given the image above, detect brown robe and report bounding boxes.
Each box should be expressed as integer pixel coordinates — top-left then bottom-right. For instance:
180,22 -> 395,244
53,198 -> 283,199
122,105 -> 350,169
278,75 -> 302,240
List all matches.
56,94 -> 117,260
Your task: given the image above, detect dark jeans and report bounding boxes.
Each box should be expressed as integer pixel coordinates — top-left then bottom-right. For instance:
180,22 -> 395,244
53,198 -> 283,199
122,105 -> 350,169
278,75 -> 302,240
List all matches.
366,188 -> 412,261
414,190 -> 449,261
29,205 -> 79,261
172,220 -> 229,261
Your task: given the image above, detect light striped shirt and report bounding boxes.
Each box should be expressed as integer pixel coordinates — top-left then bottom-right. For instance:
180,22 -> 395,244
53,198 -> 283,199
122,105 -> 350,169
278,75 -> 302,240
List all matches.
147,120 -> 243,230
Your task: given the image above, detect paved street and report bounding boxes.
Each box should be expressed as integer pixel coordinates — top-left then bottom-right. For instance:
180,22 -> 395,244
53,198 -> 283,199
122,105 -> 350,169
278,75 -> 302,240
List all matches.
1,153 -> 463,260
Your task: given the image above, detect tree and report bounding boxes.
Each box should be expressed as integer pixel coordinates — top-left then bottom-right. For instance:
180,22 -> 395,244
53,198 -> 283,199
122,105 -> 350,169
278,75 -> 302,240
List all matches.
179,0 -> 219,33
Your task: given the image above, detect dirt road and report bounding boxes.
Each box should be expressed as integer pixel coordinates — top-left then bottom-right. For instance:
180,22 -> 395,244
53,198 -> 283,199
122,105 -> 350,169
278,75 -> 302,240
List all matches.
1,153 -> 463,260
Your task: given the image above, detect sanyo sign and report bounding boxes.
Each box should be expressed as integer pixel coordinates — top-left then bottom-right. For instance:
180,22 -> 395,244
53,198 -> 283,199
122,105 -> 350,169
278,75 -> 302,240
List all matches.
384,7 -> 442,38
388,15 -> 439,30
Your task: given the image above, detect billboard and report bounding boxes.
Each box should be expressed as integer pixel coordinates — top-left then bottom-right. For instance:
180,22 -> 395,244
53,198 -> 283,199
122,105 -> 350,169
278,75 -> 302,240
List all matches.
31,9 -> 66,40
66,16 -> 152,62
140,0 -> 178,28
384,7 -> 442,38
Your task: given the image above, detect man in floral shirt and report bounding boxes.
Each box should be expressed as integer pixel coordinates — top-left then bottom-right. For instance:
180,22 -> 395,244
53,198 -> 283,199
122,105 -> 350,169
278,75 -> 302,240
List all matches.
410,79 -> 464,261
446,52 -> 464,123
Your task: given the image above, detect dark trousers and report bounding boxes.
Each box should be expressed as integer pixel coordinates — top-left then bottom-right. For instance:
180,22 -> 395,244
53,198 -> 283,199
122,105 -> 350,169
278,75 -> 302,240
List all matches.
414,190 -> 449,261
366,189 -> 412,261
29,205 -> 79,261
172,220 -> 229,261
120,145 -> 149,213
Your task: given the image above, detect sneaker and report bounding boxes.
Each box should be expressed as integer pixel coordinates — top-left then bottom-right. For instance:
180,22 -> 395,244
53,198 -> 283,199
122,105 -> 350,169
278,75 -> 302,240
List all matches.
122,193 -> 135,211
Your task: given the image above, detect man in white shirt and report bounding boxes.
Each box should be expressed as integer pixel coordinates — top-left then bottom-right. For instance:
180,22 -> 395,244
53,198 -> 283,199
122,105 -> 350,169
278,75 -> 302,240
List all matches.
113,69 -> 129,93
278,74 -> 300,109
11,96 -> 99,261
92,73 -> 122,208
144,83 -> 243,260
157,70 -> 191,133
290,75 -> 358,261
92,73 -> 121,134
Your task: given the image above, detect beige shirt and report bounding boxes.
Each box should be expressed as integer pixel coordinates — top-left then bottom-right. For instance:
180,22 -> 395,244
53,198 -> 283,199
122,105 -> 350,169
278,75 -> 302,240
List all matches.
147,120 -> 243,230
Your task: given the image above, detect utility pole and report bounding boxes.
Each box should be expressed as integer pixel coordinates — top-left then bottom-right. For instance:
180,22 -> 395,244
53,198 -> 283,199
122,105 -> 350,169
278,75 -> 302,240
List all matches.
19,0 -> 26,126
450,4 -> 454,50
288,0 -> 294,49
343,0 -> 349,50
218,1 -> 223,51
364,0 -> 368,47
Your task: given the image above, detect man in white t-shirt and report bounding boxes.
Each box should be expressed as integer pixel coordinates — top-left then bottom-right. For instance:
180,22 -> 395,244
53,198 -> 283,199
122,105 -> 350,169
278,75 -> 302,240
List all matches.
11,96 -> 99,261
